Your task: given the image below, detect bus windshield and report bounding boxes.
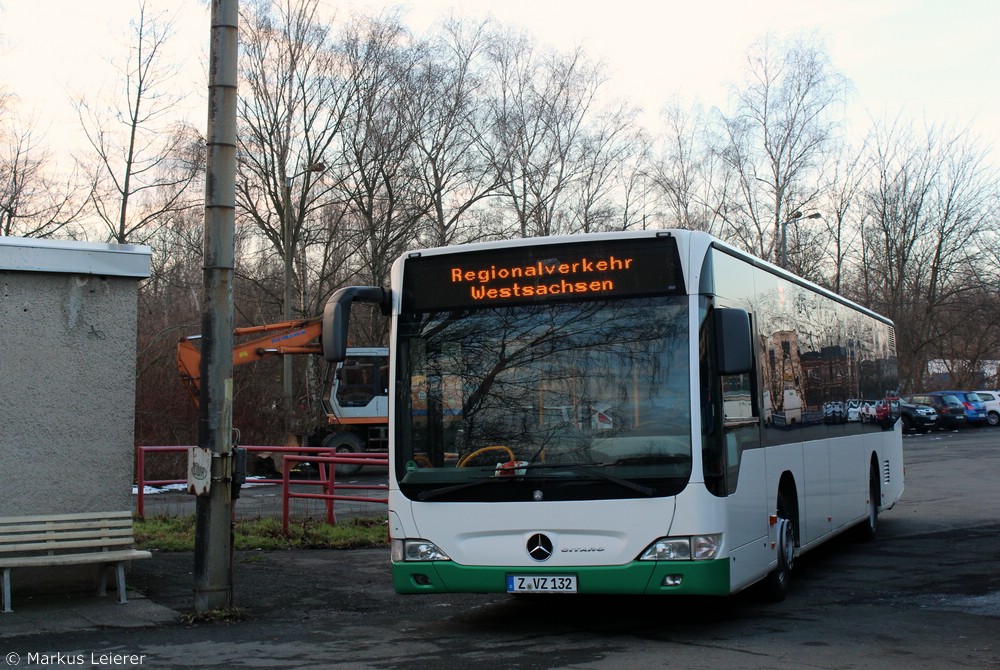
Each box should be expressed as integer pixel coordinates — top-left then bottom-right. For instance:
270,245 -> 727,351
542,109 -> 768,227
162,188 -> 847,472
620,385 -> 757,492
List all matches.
395,296 -> 692,501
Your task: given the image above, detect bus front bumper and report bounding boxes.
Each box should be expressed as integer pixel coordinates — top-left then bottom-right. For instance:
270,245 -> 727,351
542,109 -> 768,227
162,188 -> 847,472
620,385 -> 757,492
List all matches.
392,558 -> 732,596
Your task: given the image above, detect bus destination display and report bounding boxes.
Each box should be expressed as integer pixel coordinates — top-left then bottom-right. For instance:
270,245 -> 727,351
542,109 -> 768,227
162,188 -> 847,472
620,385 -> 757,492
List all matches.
402,236 -> 684,311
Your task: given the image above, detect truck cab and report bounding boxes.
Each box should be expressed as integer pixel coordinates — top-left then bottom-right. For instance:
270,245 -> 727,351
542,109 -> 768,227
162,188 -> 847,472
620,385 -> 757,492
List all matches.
323,347 -> 389,422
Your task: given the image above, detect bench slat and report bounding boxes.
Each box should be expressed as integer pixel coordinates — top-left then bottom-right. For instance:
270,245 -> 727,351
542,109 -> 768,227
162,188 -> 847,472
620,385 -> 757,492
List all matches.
0,549 -> 151,569
0,537 -> 137,554
0,511 -> 133,525
0,527 -> 134,545
0,519 -> 133,535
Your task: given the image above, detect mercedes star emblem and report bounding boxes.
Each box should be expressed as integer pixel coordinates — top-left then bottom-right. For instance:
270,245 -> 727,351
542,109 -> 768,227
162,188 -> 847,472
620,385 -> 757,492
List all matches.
526,533 -> 553,561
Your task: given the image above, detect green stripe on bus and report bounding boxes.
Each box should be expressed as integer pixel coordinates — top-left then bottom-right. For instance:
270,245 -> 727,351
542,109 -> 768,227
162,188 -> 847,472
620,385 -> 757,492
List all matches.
393,559 -> 731,596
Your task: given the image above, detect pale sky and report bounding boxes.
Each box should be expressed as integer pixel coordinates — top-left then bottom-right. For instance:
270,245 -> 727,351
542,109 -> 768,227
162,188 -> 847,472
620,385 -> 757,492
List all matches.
2,0 -> 998,169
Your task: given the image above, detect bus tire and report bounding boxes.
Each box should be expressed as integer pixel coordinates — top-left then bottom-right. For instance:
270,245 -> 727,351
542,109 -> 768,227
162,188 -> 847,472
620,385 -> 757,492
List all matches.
763,490 -> 796,602
856,460 -> 880,542
322,431 -> 365,476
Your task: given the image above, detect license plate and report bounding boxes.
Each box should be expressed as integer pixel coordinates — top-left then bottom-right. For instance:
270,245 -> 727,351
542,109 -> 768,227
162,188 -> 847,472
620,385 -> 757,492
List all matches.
506,575 -> 577,593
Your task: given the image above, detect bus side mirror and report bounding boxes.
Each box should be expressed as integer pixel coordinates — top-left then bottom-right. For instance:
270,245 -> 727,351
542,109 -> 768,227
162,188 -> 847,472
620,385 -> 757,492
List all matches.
715,308 -> 752,375
322,286 -> 391,362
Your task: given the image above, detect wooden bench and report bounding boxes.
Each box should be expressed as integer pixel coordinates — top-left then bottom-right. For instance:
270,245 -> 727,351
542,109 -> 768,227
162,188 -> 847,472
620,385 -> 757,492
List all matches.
0,511 -> 151,613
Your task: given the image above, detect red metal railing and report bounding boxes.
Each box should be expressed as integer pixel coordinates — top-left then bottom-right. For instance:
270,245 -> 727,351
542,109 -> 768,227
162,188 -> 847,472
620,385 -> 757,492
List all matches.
135,445 -> 387,527
281,454 -> 389,532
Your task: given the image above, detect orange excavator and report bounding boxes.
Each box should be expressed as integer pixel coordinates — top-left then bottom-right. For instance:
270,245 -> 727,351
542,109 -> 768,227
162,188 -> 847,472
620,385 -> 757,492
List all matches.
177,317 -> 388,475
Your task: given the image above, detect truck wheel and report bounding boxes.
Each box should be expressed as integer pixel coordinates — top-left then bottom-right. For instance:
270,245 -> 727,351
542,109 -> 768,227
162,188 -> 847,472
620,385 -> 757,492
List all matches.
322,432 -> 365,476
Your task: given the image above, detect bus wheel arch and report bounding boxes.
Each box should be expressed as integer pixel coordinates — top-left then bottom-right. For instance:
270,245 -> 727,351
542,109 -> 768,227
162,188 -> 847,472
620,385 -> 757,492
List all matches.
856,455 -> 881,542
763,473 -> 799,602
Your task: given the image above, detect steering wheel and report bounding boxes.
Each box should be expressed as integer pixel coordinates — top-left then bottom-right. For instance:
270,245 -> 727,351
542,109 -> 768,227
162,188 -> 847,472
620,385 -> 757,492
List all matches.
457,445 -> 516,467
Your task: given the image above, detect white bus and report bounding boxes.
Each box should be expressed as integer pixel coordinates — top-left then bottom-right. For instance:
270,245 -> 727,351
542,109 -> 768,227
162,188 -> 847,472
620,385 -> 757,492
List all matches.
322,230 -> 904,600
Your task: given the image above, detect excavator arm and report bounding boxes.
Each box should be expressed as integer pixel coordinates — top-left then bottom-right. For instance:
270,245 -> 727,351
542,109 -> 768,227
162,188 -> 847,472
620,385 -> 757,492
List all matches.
177,317 -> 324,407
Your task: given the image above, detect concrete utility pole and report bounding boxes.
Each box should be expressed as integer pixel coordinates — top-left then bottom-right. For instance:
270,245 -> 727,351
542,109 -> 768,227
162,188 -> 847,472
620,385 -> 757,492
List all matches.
194,0 -> 238,613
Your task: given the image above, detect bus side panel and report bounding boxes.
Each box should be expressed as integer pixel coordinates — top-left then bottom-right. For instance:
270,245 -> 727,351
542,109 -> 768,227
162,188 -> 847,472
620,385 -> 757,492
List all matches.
803,438 -> 833,544
725,446 -> 772,592
829,434 -> 867,531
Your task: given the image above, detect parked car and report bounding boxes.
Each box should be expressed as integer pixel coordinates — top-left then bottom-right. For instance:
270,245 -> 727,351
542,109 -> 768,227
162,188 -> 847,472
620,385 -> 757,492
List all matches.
973,390 -> 1000,426
823,401 -> 846,424
941,391 -> 988,425
858,399 -> 879,423
858,397 -> 899,429
878,397 -> 900,427
898,400 -> 938,433
902,393 -> 967,430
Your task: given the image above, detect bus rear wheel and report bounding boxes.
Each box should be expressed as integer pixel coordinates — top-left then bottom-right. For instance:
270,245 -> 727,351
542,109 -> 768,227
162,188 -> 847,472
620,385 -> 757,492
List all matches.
763,491 -> 796,602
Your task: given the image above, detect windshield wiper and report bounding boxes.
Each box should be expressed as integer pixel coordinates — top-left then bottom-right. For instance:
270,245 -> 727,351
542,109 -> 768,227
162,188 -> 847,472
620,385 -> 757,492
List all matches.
416,463 -> 658,501
416,475 -> 512,501
610,454 -> 690,466
515,463 -> 657,497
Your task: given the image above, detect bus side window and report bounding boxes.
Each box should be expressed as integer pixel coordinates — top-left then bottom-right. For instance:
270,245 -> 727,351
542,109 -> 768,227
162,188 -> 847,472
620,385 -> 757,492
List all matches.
720,370 -> 758,494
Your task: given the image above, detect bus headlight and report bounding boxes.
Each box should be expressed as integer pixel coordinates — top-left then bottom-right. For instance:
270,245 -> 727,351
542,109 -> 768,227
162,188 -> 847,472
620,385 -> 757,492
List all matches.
392,539 -> 451,562
639,534 -> 722,561
640,538 -> 690,560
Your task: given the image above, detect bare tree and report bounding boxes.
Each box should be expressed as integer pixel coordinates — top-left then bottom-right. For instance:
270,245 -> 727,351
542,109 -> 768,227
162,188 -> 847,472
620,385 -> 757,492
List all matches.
811,138 -> 869,293
0,108 -> 87,238
484,30 -> 605,238
236,0 -> 364,432
714,33 -> 848,262
613,140 -> 656,232
237,0 -> 356,316
928,286 -> 1000,390
853,118 -> 998,390
337,12 -> 429,294
652,101 -> 732,235
566,101 -> 647,233
407,16 -> 502,247
74,1 -> 201,244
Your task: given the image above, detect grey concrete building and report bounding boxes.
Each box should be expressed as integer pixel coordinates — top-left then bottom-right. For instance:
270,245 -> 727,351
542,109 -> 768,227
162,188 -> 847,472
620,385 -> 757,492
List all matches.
1,237 -> 151,516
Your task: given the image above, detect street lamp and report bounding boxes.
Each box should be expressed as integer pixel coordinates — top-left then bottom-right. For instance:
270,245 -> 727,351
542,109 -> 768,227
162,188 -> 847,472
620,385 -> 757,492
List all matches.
781,210 -> 822,269
282,161 -> 325,435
